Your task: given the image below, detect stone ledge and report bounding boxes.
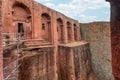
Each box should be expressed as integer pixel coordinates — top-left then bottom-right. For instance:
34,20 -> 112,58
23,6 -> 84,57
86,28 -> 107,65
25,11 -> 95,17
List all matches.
58,41 -> 88,48
22,45 -> 54,51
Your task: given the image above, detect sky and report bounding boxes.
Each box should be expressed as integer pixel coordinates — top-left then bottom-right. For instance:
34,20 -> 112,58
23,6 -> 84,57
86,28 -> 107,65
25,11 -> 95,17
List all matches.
35,0 -> 110,23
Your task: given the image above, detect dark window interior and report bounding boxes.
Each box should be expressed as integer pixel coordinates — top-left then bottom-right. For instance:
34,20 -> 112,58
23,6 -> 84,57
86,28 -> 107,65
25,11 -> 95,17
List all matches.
42,23 -> 45,30
18,23 -> 24,36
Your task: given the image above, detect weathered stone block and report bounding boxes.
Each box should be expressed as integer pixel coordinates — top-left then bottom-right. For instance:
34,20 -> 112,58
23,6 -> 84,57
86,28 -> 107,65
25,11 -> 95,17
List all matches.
58,41 -> 93,80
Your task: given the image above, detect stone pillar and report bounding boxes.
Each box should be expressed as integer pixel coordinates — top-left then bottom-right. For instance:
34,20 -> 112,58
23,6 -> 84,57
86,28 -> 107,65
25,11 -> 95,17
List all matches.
63,20 -> 68,43
77,23 -> 81,41
106,0 -> 120,79
0,0 -> 3,79
52,11 -> 58,80
71,24 -> 75,42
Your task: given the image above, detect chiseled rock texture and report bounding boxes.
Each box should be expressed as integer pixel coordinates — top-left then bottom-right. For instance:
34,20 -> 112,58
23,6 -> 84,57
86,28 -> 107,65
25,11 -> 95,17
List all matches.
106,0 -> 120,79
80,22 -> 114,80
19,47 -> 56,80
1,0 -> 81,79
3,48 -> 19,79
58,41 -> 93,80
19,41 -> 94,80
0,0 -> 3,79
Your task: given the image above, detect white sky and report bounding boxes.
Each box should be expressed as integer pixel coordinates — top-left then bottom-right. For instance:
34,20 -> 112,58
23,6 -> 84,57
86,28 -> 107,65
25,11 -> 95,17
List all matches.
35,0 -> 110,23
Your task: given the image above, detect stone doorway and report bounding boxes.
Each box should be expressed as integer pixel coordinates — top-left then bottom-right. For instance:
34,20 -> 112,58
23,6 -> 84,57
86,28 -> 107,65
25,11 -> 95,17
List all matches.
12,2 -> 32,39
18,23 -> 24,37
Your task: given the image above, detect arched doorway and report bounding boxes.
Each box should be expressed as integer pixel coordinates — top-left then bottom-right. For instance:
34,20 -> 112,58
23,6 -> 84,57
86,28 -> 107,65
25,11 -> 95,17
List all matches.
41,13 -> 51,42
57,18 -> 63,43
74,24 -> 78,41
67,22 -> 72,43
12,2 -> 32,39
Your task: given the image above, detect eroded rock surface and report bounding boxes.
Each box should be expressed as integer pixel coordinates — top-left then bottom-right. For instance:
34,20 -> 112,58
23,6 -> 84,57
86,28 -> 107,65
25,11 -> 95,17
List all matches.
80,22 -> 114,80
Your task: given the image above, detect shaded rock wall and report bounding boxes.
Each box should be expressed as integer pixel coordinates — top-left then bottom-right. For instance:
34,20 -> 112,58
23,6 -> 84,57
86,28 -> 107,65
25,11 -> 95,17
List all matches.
58,42 -> 93,80
107,1 -> 120,79
80,22 -> 114,80
19,47 -> 55,80
0,0 -> 3,79
19,41 -> 93,80
3,49 -> 19,79
73,44 -> 92,80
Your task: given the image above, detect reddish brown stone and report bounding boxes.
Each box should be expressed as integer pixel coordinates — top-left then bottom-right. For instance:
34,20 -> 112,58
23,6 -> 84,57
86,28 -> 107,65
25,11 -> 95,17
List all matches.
107,0 -> 120,80
0,0 -> 3,79
58,41 -> 93,80
0,0 -> 95,80
2,0 -> 80,44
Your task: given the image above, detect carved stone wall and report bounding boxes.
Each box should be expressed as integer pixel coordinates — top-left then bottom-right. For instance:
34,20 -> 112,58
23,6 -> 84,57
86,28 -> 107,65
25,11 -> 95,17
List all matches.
19,47 -> 55,80
1,0 -> 94,80
106,0 -> 120,79
58,42 -> 93,80
3,49 -> 19,79
2,0 -> 80,44
0,0 -> 3,79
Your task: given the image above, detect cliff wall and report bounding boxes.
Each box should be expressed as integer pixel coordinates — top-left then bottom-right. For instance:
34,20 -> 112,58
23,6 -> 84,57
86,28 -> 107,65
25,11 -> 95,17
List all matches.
80,22 -> 114,80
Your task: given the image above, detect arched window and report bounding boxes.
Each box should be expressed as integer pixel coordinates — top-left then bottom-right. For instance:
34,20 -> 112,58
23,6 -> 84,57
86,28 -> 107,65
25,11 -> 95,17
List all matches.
12,2 -> 31,21
41,13 -> 51,42
12,2 -> 32,39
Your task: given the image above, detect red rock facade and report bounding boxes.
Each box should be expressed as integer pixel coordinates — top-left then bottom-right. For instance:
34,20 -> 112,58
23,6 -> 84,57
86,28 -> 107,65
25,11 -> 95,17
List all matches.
1,0 -> 93,80
0,0 -> 3,79
107,0 -> 120,80
2,0 -> 81,43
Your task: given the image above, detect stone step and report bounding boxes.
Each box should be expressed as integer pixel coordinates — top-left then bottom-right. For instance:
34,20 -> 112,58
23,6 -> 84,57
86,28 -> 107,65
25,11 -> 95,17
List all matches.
23,39 -> 52,48
25,40 -> 48,44
25,38 -> 44,41
25,38 -> 50,44
25,42 -> 52,47
24,39 -> 44,42
22,45 -> 54,51
25,41 -> 48,44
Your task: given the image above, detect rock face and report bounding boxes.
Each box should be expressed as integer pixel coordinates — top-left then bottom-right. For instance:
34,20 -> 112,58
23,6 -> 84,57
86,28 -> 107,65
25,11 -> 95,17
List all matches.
80,22 -> 114,80
19,47 -> 55,80
3,48 -> 19,80
18,41 -> 93,80
58,41 -> 93,80
0,0 -> 3,79
106,0 -> 120,79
